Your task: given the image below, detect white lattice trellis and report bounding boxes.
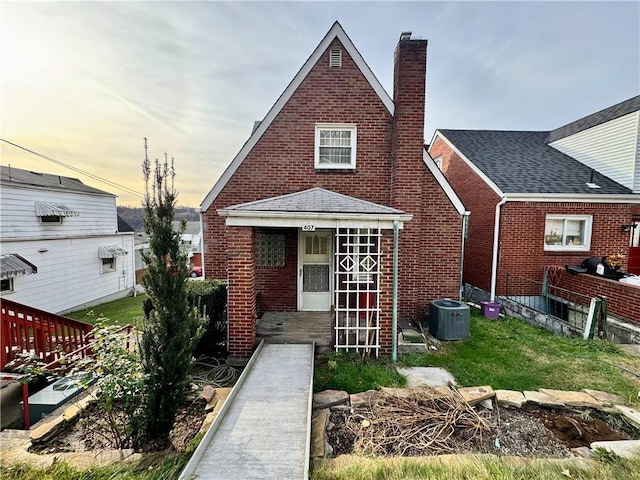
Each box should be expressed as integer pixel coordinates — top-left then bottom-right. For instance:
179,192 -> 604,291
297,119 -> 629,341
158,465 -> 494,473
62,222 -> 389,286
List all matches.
334,227 -> 381,355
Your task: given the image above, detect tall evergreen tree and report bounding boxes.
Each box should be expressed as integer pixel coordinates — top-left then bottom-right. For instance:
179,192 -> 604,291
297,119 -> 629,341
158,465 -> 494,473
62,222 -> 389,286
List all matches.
138,139 -> 206,446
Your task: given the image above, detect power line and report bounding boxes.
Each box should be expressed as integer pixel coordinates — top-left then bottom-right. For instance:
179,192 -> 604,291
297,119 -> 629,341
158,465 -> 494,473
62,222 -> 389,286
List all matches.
0,138 -> 143,198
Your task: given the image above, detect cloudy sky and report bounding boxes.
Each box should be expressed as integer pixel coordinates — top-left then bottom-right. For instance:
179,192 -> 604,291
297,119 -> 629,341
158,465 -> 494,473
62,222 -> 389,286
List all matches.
2,1 -> 638,207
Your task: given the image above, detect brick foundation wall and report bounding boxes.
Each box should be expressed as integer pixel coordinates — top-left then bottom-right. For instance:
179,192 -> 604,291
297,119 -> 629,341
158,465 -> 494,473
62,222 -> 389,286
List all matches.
498,202 -> 633,293
556,273 -> 640,323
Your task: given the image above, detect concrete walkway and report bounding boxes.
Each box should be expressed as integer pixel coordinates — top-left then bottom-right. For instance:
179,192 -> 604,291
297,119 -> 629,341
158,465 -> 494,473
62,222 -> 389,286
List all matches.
179,342 -> 314,480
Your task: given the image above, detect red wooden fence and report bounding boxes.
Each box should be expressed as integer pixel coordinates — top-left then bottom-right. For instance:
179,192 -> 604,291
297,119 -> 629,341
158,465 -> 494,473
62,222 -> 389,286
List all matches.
0,299 -> 94,371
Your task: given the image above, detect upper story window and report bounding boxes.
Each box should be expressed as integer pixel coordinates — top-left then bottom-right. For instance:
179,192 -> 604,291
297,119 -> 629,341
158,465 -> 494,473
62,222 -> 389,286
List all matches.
433,156 -> 443,170
315,124 -> 357,170
35,201 -> 79,224
544,215 -> 592,251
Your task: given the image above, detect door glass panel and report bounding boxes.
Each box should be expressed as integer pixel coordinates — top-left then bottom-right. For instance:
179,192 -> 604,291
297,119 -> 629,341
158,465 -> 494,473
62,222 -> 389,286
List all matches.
303,265 -> 329,292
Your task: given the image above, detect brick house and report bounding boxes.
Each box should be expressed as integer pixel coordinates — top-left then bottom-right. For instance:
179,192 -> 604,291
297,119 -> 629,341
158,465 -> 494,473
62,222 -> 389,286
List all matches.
200,23 -> 467,358
428,95 -> 640,304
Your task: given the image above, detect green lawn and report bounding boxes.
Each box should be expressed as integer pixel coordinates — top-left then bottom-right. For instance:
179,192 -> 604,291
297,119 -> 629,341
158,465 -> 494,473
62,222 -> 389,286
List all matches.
65,294 -> 147,327
318,309 -> 640,405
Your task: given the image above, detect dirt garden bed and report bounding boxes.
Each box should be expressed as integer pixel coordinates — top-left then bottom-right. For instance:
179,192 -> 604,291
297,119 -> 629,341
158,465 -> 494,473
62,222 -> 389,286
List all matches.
324,390 -> 640,458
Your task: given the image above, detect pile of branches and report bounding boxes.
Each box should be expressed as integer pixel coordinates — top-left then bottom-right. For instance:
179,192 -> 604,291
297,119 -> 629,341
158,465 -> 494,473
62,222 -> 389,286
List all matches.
346,387 -> 492,456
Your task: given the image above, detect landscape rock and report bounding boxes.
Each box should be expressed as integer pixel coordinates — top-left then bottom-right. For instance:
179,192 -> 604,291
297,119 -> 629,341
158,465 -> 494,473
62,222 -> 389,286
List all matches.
313,389 -> 349,409
614,405 -> 640,429
571,446 -> 595,459
200,385 -> 215,403
591,440 -> 640,459
199,388 -> 232,435
29,414 -> 65,443
350,389 -> 379,408
205,387 -> 232,411
458,386 -> 495,405
396,367 -> 456,388
523,390 -> 565,408
310,409 -> 330,457
495,390 -> 527,408
538,389 -> 603,408
582,389 -> 625,407
63,405 -> 82,422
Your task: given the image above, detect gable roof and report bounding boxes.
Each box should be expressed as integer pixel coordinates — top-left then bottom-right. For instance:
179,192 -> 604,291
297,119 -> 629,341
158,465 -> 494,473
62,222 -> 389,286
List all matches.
1,165 -> 112,196
547,95 -> 640,143
200,22 -> 394,212
435,129 -> 633,196
218,188 -> 412,230
221,187 -> 405,215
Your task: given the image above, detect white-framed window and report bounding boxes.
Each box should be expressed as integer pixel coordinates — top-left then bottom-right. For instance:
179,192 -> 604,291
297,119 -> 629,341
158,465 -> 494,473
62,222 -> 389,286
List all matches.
433,156 -> 443,170
101,257 -> 117,273
315,124 -> 357,169
1,278 -> 14,293
544,215 -> 592,251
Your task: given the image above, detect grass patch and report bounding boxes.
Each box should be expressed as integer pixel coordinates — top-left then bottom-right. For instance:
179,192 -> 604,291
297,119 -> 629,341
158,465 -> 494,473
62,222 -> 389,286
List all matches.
315,352 -> 406,393
400,310 -> 640,405
1,452 -> 190,480
66,294 -> 147,327
316,310 -> 640,404
311,453 -> 640,480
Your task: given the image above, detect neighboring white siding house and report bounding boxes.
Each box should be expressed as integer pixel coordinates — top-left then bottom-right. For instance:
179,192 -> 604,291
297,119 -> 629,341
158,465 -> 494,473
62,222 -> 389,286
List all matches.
548,96 -> 640,193
0,165 -> 135,313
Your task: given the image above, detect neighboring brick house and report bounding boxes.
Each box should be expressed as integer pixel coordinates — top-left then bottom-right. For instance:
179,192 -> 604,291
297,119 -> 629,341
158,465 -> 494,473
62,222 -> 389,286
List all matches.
200,23 -> 467,358
428,95 -> 640,304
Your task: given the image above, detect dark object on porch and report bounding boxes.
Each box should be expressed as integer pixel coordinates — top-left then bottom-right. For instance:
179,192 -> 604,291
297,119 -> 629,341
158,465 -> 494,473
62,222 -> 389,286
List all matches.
429,300 -> 470,341
566,257 -> 628,281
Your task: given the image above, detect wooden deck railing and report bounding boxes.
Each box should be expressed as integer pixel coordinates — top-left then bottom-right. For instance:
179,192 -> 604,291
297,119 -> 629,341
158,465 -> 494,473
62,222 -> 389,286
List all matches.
0,299 -> 94,371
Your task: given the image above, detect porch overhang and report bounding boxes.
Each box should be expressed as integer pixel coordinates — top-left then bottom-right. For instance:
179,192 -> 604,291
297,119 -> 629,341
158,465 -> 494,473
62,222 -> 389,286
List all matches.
218,187 -> 412,229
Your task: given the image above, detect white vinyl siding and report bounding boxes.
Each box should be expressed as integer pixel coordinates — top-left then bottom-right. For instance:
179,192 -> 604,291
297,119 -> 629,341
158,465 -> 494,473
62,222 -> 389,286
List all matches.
1,185 -> 118,240
544,214 -> 592,251
0,235 -> 135,313
315,124 -> 357,169
549,111 -> 640,192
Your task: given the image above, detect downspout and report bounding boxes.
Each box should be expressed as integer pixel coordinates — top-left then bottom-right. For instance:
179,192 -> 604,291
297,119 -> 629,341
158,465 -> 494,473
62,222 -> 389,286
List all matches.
459,212 -> 471,301
490,197 -> 507,301
392,220 -> 399,362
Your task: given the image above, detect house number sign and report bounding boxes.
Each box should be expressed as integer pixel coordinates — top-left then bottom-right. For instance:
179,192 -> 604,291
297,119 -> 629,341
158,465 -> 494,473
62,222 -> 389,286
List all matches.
302,224 -> 316,232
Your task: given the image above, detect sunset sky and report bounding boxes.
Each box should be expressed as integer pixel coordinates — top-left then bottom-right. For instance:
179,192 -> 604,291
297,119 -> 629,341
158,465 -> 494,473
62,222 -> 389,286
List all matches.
1,1 -> 638,207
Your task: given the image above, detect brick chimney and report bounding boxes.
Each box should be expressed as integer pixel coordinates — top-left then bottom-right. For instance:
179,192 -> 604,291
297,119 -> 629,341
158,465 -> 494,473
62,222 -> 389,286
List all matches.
391,32 -> 428,207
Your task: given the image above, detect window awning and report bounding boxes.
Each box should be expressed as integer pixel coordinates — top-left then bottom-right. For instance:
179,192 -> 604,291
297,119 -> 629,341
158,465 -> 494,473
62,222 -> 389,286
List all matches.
98,246 -> 128,259
35,201 -> 80,217
1,254 -> 38,279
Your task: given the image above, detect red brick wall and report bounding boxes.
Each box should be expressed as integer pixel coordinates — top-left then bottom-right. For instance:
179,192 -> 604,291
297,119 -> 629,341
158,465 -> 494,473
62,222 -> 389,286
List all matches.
203,38 -> 394,281
226,227 -> 256,357
429,138 -> 500,292
498,202 -> 633,293
255,228 -> 298,313
203,36 -> 464,353
556,273 -> 639,323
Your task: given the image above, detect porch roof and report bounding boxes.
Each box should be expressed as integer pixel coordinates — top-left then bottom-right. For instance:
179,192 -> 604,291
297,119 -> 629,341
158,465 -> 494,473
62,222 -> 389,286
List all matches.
218,188 -> 412,229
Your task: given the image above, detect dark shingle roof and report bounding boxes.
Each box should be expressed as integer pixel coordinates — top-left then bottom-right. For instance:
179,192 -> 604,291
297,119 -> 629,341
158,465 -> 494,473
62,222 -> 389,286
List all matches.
438,129 -> 633,195
546,95 -> 640,143
1,165 -> 112,196
118,216 -> 135,233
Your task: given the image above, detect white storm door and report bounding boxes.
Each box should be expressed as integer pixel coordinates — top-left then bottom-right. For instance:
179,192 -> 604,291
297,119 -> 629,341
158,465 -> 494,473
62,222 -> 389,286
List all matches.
299,230 -> 333,311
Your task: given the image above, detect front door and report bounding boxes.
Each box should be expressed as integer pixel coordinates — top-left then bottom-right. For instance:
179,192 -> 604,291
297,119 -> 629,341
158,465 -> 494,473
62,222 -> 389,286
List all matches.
299,230 -> 332,311
628,219 -> 640,275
